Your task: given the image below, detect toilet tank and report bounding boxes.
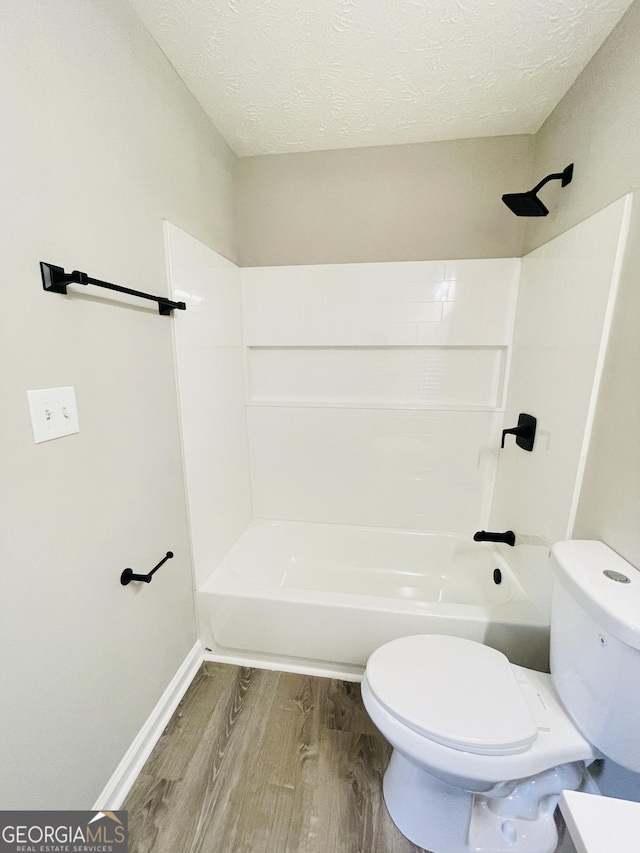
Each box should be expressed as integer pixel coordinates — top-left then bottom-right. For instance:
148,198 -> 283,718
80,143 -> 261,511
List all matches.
550,540 -> 640,772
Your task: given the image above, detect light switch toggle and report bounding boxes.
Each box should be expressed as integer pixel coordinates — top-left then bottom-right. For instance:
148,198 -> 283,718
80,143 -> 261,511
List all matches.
27,387 -> 80,444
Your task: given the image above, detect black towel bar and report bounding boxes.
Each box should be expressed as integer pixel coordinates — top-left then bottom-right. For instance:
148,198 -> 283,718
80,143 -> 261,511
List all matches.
40,262 -> 186,315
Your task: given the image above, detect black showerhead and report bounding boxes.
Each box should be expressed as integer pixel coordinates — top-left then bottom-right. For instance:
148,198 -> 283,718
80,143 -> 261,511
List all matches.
502,192 -> 549,217
502,164 -> 573,217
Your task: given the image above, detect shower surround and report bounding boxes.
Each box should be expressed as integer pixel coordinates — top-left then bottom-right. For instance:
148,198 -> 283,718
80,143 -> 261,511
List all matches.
241,257 -> 519,536
168,195 -> 630,671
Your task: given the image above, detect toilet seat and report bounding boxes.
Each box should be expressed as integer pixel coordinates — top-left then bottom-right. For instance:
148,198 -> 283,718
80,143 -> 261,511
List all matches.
362,640 -> 597,788
366,635 -> 537,756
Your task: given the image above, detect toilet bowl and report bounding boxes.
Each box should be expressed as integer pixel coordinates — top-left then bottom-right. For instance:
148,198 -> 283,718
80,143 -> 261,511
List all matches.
362,541 -> 640,853
362,635 -> 593,853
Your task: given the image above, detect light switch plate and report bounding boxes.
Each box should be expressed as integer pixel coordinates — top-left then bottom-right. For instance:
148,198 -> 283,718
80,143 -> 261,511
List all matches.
27,386 -> 80,444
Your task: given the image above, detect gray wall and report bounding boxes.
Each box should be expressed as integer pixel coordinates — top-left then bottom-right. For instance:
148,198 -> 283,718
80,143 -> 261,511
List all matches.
0,0 -> 237,808
237,136 -> 534,266
526,0 -> 640,574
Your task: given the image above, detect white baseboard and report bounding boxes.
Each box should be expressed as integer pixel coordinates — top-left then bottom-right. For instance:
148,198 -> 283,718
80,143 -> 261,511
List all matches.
93,641 -> 203,810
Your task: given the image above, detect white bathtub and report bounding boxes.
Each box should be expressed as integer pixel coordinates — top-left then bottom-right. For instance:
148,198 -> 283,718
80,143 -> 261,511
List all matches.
197,520 -> 549,674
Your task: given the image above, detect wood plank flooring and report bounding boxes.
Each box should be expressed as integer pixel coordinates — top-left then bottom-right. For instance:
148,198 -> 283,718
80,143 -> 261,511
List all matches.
125,662 -> 427,853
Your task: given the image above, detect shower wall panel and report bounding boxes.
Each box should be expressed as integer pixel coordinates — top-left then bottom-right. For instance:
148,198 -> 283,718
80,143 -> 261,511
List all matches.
167,223 -> 252,588
241,259 -> 520,531
489,196 -> 632,618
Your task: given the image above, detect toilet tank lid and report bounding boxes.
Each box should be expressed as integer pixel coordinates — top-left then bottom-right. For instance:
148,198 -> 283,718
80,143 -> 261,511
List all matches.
366,635 -> 538,756
551,541 -> 640,650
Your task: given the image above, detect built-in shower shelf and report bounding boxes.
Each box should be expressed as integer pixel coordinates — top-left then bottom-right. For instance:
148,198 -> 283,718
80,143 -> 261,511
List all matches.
246,401 -> 506,413
245,344 -> 507,410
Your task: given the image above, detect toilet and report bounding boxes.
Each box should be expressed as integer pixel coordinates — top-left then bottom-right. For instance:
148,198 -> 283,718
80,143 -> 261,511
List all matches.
362,540 -> 640,853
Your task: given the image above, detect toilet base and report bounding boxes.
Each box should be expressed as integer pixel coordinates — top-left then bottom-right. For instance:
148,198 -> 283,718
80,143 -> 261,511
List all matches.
383,750 -> 582,853
383,749 -> 474,853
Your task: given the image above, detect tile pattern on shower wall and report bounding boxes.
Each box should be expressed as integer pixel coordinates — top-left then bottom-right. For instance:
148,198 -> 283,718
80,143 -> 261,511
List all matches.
248,406 -> 503,531
242,259 -> 520,346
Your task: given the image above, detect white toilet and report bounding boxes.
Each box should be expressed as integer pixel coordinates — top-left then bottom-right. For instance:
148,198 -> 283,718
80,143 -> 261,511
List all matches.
362,540 -> 640,853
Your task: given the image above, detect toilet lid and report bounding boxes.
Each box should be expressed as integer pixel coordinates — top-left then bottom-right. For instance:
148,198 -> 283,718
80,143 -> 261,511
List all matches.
366,635 -> 538,756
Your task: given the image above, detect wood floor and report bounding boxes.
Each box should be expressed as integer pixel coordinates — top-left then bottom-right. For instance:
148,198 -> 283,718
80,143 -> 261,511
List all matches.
125,662 -> 426,853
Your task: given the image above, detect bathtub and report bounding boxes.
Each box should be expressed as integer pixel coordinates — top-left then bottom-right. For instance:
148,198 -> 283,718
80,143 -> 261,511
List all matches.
197,520 -> 549,675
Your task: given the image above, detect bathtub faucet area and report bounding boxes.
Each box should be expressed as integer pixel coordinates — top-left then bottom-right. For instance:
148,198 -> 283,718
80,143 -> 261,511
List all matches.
473,530 -> 516,546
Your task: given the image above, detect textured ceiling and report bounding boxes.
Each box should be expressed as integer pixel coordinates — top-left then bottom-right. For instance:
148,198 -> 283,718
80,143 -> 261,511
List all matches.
128,0 -> 633,157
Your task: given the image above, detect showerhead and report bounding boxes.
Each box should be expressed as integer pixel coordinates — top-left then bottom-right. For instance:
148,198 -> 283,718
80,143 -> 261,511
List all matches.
502,163 -> 573,217
502,192 -> 549,217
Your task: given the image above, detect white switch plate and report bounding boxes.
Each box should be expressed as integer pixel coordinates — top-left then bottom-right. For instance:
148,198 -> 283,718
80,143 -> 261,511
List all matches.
27,386 -> 80,444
